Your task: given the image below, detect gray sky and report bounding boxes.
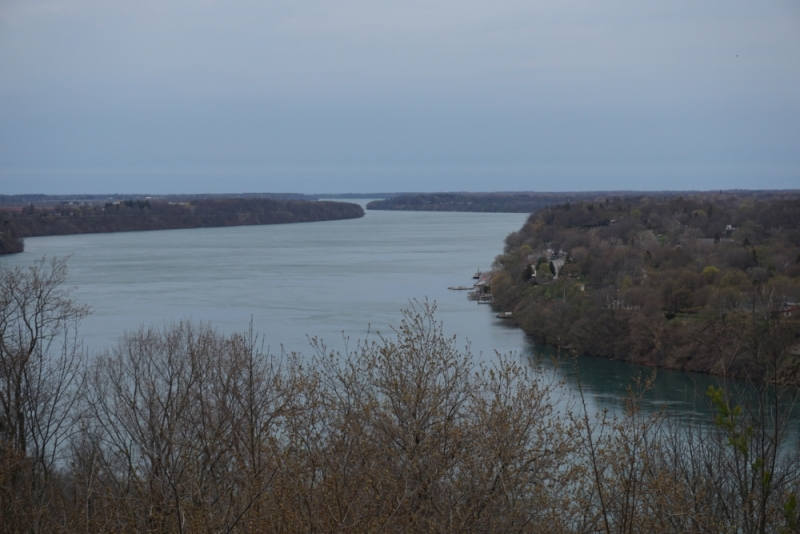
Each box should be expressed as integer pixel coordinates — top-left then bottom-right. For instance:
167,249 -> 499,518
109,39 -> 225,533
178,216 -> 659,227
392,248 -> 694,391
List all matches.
1,0 -> 798,194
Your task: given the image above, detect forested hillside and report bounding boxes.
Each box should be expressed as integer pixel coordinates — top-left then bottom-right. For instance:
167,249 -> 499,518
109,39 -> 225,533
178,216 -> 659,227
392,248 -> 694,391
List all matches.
0,198 -> 364,254
490,194 -> 800,382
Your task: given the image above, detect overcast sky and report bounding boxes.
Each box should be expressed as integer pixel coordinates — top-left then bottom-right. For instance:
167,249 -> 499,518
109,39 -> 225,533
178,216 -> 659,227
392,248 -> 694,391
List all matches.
1,0 -> 798,194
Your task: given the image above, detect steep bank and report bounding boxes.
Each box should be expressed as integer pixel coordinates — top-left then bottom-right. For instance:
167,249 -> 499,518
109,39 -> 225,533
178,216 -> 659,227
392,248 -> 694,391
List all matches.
489,194 -> 800,383
0,198 -> 364,255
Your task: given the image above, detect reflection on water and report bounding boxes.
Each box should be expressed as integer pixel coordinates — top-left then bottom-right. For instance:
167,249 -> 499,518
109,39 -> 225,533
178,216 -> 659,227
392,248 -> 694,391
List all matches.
529,341 -> 720,422
525,338 -> 800,440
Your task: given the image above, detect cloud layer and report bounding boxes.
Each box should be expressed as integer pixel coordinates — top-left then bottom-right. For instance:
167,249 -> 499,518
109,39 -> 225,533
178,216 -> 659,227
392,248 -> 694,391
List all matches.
1,0 -> 798,193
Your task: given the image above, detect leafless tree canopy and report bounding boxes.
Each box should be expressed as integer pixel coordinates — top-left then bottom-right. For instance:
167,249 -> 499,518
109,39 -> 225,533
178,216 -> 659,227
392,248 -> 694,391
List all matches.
0,257 -> 88,531
2,258 -> 800,533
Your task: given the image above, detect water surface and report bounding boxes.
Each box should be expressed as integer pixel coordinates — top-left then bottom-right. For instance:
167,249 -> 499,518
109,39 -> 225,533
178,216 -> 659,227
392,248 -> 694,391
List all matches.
4,201 -> 778,425
7,203 -> 528,356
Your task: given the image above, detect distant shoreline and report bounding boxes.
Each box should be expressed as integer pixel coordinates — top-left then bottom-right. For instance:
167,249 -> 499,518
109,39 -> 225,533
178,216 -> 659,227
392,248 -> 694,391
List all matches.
0,198 -> 364,255
366,190 -> 800,213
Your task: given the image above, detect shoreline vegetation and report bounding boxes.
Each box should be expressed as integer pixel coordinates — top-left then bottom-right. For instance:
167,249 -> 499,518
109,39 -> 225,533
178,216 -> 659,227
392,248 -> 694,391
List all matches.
366,190 -> 800,213
367,191 -> 586,212
0,197 -> 364,255
487,193 -> 800,384
3,258 -> 800,532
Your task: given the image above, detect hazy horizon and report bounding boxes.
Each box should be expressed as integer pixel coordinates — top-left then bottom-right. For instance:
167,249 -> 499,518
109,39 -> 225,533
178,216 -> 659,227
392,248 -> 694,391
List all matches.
4,188 -> 800,199
2,0 -> 798,195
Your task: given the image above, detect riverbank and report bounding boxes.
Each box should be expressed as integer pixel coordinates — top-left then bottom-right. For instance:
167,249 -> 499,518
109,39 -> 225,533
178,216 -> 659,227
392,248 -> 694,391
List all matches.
0,198 -> 364,255
489,194 -> 800,384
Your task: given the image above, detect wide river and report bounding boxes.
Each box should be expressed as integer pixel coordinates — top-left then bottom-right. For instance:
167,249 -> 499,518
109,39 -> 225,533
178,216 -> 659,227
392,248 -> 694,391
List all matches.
2,201 -> 744,423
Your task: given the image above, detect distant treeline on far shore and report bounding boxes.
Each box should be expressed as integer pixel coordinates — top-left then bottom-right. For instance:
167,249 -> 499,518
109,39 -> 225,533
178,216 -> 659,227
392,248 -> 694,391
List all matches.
0,197 -> 364,255
366,190 -> 800,213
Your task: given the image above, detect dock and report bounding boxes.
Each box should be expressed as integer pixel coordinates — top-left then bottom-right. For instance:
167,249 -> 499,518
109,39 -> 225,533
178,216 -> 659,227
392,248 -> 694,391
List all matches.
451,270 -> 494,304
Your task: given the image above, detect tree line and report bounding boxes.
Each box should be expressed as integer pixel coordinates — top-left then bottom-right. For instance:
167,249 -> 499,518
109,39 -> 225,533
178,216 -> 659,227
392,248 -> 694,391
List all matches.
3,257 -> 800,532
0,198 -> 364,255
366,190 -> 800,214
490,194 -> 800,383
366,192 -> 591,213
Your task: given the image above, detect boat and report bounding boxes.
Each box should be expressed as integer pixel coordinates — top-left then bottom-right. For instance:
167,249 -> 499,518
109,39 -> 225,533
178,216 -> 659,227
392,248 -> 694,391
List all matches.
496,312 -> 513,319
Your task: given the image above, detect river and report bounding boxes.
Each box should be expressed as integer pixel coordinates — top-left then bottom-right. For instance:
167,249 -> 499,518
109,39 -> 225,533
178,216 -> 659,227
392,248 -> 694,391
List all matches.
0,200 -> 757,424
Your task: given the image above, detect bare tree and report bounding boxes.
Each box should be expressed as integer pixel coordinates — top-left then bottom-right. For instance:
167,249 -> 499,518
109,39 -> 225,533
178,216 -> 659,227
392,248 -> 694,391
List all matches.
3,273 -> 799,533
0,256 -> 89,531
299,300 -> 574,533
78,321 -> 295,533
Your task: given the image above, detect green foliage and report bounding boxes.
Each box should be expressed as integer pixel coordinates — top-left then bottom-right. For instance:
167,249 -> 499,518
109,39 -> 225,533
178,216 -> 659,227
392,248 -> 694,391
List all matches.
703,265 -> 720,283
707,385 -> 751,455
783,493 -> 800,533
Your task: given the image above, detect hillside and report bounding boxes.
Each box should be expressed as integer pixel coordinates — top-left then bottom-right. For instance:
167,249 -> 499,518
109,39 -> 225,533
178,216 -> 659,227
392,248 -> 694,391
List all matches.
489,194 -> 800,382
